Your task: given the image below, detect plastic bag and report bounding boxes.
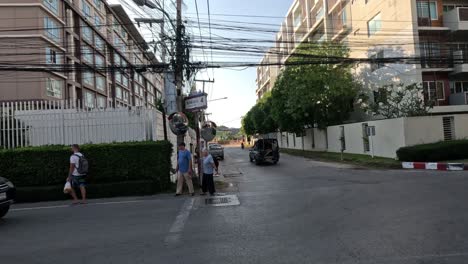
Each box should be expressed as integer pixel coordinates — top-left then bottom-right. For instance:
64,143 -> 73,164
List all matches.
63,181 -> 72,194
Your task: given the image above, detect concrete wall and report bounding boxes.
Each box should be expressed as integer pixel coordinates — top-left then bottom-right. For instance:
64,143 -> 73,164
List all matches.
279,114 -> 468,158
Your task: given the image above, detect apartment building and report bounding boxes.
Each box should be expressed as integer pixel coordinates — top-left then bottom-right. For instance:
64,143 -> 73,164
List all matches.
0,0 -> 163,108
257,0 -> 468,111
255,49 -> 279,100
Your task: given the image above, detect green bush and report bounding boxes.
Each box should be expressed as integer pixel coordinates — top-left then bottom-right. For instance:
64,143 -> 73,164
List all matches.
0,141 -> 173,190
396,140 -> 468,162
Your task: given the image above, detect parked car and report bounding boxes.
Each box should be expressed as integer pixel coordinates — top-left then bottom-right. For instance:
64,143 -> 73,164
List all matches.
0,177 -> 16,218
209,144 -> 224,160
249,139 -> 280,165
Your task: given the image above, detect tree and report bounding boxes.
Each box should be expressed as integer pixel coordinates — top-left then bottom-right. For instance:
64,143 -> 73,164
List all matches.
369,83 -> 434,119
242,42 -> 361,136
272,42 -> 360,130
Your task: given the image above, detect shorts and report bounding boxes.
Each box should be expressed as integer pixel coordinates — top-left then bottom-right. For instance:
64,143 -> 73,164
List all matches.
71,175 -> 87,187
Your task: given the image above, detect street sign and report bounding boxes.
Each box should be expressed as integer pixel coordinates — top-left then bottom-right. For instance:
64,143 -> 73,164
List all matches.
185,93 -> 208,112
366,126 -> 376,137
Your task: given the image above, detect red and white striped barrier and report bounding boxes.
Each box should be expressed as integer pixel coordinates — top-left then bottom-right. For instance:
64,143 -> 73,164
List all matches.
402,162 -> 467,171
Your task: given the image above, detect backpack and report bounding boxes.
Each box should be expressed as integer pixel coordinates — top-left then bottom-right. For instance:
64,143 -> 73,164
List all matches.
74,154 -> 89,175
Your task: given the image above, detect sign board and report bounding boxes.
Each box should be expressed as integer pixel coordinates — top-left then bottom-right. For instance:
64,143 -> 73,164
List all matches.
185,93 -> 208,112
164,73 -> 177,115
366,126 -> 376,136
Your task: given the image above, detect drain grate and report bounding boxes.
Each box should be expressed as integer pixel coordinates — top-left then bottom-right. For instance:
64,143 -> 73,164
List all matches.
205,197 -> 230,205
203,194 -> 240,207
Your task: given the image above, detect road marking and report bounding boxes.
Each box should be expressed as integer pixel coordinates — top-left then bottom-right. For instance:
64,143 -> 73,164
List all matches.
164,198 -> 194,246
11,199 -> 150,212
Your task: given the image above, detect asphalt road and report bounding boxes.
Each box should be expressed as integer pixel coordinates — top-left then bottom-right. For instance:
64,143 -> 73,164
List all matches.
2,147 -> 468,264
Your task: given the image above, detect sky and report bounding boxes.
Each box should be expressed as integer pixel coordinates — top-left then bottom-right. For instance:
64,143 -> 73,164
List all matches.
110,0 -> 294,128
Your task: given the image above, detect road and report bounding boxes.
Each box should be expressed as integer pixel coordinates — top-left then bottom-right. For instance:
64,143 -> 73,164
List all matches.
2,147 -> 468,264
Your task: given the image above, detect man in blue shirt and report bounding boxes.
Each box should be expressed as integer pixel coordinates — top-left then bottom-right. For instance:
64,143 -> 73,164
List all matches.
175,142 -> 194,196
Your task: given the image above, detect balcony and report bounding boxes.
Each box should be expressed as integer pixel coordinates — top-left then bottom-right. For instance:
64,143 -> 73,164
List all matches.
327,0 -> 344,14
444,7 -> 468,31
449,92 -> 468,105
452,50 -> 468,74
330,3 -> 351,41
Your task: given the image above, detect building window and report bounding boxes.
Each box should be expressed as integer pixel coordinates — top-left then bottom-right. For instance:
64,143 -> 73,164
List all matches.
370,50 -> 384,72
115,71 -> 122,84
316,7 -> 324,21
82,1 -> 92,19
44,17 -> 60,40
82,23 -> 93,43
367,13 -> 382,37
420,42 -> 441,68
417,1 -> 438,20
46,78 -> 63,98
95,54 -> 104,68
116,86 -> 122,99
46,48 -> 61,64
82,45 -> 93,64
97,96 -> 106,108
94,0 -> 102,10
95,15 -> 102,27
96,75 -> 105,91
95,35 -> 105,52
293,5 -> 302,29
452,81 -> 468,94
44,0 -> 59,15
423,81 -> 444,101
85,91 -> 95,108
114,53 -> 121,66
123,90 -> 129,102
83,71 -> 94,86
122,75 -> 129,88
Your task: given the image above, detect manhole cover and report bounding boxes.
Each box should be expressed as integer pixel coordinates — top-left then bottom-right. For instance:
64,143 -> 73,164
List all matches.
204,195 -> 240,207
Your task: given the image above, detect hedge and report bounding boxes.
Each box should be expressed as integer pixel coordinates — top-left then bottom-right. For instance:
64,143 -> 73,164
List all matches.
0,141 -> 173,201
396,140 -> 468,162
15,180 -> 175,203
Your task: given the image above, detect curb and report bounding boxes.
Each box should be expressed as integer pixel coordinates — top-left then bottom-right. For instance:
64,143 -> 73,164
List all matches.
402,162 -> 467,171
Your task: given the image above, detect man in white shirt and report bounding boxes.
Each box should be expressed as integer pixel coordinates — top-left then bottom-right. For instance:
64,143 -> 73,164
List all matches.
67,144 -> 87,204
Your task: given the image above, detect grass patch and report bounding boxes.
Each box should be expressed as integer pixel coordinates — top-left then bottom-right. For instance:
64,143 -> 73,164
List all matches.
282,149 -> 401,169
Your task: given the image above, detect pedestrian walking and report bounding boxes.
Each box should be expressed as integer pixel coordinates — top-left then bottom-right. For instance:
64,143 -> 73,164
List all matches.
200,149 -> 216,196
214,157 -> 220,176
66,144 -> 89,205
175,142 -> 195,196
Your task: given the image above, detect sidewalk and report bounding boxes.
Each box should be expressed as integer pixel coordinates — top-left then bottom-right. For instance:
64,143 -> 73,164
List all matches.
282,149 -> 402,169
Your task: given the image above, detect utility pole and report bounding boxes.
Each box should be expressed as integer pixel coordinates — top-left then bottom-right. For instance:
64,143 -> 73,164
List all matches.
175,0 -> 185,145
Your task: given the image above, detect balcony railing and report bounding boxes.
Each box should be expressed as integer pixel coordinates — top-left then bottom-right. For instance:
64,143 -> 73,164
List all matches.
330,3 -> 351,39
444,7 -> 468,31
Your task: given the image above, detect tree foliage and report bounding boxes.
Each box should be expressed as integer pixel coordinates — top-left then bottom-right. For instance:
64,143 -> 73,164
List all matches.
242,42 -> 361,135
369,83 -> 434,119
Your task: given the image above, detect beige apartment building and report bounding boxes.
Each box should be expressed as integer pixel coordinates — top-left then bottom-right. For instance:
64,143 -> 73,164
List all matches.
256,48 -> 279,99
0,0 -> 163,108
256,0 -> 468,111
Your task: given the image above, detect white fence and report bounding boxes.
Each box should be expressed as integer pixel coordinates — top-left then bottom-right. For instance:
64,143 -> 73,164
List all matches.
0,100 -> 164,149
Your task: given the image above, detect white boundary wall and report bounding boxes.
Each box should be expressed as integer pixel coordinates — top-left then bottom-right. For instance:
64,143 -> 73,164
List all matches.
277,114 -> 468,158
